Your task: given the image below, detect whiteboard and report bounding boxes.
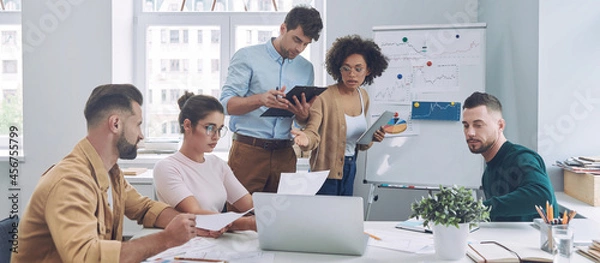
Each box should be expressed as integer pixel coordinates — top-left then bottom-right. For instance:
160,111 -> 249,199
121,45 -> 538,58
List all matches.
364,23 -> 486,188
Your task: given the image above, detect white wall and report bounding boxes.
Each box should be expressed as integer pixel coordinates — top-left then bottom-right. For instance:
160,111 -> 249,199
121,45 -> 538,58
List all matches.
479,0 -> 600,191
6,0 -> 113,219
538,1 -> 600,188
478,0 -> 539,150
326,0 -> 478,221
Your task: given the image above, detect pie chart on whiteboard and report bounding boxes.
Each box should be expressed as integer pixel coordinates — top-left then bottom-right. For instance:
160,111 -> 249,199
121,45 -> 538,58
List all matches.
383,113 -> 407,134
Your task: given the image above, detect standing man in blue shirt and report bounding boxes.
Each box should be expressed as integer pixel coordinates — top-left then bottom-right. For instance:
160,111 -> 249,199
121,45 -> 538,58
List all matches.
220,6 -> 323,197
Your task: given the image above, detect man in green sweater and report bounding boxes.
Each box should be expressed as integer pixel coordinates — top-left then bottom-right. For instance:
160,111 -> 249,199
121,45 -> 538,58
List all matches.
462,92 -> 557,222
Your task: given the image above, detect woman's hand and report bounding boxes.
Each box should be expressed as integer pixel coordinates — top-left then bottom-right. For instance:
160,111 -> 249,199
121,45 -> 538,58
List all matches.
195,225 -> 229,239
372,127 -> 385,142
291,129 -> 309,147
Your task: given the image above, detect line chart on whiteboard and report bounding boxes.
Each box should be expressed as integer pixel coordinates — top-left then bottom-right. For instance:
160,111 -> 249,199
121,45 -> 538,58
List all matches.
371,29 -> 483,103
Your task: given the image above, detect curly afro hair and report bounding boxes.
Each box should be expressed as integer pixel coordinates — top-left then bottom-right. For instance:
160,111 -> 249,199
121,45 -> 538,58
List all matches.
326,35 -> 389,86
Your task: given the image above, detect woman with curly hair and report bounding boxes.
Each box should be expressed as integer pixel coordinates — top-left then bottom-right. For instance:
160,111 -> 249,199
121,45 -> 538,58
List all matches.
293,35 -> 389,196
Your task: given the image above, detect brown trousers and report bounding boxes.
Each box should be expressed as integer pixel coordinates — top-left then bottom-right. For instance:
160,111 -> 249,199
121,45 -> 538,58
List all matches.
227,140 -> 296,211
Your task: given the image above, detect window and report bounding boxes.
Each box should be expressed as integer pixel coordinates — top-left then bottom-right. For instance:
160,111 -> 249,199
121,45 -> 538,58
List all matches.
197,30 -> 203,43
2,60 -> 17,73
169,30 -> 179,43
0,2 -> 23,151
1,30 -> 17,46
210,59 -> 219,73
3,89 -> 17,104
134,0 -> 325,145
182,29 -> 189,43
197,59 -> 203,73
169,59 -> 180,71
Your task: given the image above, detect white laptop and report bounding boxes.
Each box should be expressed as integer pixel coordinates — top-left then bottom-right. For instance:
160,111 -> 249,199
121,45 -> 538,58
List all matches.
252,192 -> 368,256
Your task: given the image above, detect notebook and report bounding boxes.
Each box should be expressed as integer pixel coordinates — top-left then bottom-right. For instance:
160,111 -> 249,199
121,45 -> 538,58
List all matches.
252,192 -> 368,256
467,241 -> 553,263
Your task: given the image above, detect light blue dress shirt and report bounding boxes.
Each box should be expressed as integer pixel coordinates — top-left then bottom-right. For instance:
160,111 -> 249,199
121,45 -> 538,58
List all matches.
220,38 -> 315,140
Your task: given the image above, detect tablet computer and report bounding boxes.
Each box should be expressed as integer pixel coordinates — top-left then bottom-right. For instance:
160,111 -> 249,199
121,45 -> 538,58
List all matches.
261,86 -> 327,117
356,111 -> 394,145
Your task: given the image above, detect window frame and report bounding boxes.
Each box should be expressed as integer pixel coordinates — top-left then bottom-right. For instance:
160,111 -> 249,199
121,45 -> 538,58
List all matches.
0,11 -> 22,153
132,1 -> 325,151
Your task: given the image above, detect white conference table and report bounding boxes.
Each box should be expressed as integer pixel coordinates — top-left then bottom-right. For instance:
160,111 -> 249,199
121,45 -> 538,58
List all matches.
134,221 -> 592,262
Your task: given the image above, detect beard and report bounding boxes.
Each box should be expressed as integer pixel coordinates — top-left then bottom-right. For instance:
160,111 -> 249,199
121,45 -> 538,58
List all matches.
117,131 -> 138,160
467,138 -> 495,154
279,44 -> 297,60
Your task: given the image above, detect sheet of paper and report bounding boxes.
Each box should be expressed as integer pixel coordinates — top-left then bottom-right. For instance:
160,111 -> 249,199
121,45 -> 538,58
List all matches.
366,228 -> 433,253
195,208 -> 254,231
277,170 -> 329,195
146,237 -> 215,261
184,251 -> 275,263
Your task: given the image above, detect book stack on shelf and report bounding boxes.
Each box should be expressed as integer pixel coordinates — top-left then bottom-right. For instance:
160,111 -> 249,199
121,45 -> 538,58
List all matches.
577,240 -> 600,262
557,156 -> 600,206
555,156 -> 600,174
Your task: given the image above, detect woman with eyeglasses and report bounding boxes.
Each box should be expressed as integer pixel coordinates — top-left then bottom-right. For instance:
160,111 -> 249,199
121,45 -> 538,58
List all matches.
293,35 -> 389,196
153,92 -> 256,236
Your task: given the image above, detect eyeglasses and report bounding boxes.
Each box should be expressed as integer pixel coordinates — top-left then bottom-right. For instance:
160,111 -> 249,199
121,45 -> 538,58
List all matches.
340,65 -> 365,74
202,124 -> 228,138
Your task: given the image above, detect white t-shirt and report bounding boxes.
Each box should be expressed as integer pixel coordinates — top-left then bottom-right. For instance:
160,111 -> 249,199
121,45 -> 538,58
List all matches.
344,89 -> 367,156
153,151 -> 248,212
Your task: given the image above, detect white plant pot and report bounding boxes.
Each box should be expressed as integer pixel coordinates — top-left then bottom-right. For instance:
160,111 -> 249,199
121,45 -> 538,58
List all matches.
431,222 -> 470,260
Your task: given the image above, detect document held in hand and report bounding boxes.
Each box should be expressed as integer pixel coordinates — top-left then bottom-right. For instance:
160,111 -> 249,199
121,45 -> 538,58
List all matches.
195,208 -> 254,231
260,86 -> 327,117
277,170 -> 329,195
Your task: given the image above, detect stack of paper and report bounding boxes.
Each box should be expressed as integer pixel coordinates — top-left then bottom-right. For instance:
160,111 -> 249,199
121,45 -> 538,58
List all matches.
554,156 -> 600,174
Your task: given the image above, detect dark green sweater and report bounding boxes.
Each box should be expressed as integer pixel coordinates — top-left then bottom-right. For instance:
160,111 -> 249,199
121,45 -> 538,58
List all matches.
482,141 -> 558,222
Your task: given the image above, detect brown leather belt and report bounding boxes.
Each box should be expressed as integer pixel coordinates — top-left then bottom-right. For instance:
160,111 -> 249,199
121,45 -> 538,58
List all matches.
233,133 -> 294,151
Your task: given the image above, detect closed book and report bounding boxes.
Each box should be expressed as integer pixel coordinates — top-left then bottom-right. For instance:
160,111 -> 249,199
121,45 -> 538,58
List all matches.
467,242 -> 552,263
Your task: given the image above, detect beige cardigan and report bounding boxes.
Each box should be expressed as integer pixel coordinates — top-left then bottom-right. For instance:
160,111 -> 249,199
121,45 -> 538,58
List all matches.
298,84 -> 373,180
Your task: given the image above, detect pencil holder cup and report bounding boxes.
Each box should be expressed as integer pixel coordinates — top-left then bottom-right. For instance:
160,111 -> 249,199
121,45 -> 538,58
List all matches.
540,224 -> 573,255
552,225 -> 574,260
539,223 -> 554,253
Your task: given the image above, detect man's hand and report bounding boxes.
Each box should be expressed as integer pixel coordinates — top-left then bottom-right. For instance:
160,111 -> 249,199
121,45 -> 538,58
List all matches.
259,87 -> 289,109
163,213 -> 197,247
288,91 -> 316,122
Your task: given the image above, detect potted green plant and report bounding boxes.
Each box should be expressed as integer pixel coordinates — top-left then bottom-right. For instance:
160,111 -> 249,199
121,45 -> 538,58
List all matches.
410,185 -> 490,260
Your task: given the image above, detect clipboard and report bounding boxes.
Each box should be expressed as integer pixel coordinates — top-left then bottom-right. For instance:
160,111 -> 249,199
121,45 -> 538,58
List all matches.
356,111 -> 394,145
260,86 -> 327,117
